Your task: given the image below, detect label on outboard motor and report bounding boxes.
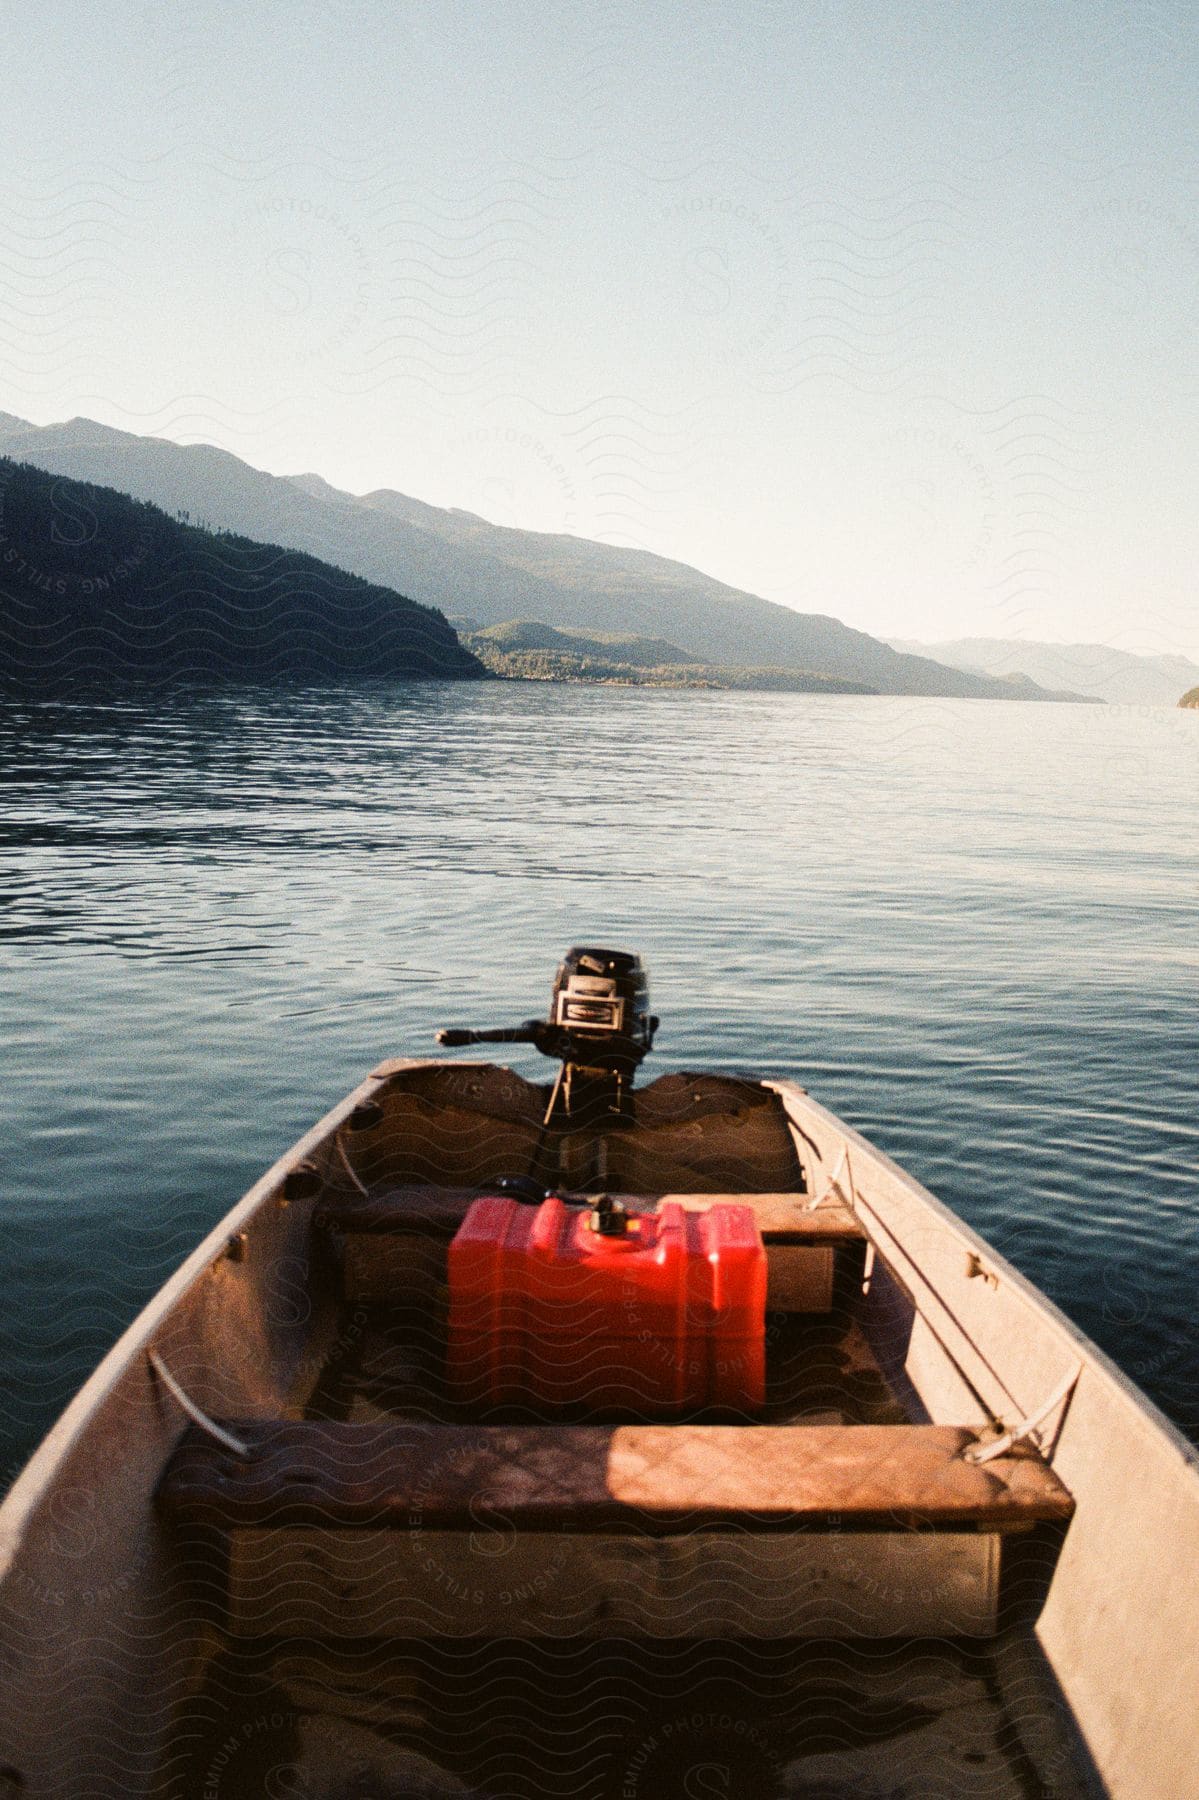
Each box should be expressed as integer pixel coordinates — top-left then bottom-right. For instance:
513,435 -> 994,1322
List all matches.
447,1195 -> 767,1414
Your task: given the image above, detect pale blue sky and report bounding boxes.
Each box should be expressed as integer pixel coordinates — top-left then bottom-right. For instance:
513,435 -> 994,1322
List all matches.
2,2 -> 1198,653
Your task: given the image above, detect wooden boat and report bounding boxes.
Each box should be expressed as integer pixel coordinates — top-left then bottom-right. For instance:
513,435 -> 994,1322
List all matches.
2,967 -> 1198,1797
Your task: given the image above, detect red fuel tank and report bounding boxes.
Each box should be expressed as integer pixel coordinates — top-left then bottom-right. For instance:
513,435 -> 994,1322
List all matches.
447,1195 -> 767,1414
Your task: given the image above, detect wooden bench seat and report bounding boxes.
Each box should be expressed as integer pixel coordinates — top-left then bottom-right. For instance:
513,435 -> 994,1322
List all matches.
313,1185 -> 866,1246
159,1421 -> 1072,1640
158,1420 -> 1072,1533
315,1186 -> 864,1312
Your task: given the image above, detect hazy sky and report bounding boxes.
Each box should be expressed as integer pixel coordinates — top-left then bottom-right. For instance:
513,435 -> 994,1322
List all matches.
3,2 -> 1198,655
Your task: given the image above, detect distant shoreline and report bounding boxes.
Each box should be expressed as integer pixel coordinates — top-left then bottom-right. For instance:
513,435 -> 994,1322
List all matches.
468,645 -> 873,694
461,621 -> 1102,700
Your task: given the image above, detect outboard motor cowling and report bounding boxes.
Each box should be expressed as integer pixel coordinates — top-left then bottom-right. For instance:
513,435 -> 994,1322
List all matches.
436,945 -> 658,1121
549,946 -> 656,1073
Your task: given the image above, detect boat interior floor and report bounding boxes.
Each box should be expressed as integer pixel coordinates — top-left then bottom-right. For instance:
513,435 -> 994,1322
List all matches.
303,1302 -> 909,1429
164,1633 -> 1092,1800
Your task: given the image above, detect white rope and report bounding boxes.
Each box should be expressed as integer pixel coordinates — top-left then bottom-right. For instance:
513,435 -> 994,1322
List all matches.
337,1132 -> 370,1196
147,1350 -> 250,1456
806,1143 -> 856,1211
963,1362 -> 1083,1465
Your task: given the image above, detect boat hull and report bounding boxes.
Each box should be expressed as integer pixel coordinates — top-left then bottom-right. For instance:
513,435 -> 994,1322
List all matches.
0,1059 -> 1195,1798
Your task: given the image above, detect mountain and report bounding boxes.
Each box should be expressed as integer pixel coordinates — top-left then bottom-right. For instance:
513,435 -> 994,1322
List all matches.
0,413 -> 1086,702
0,457 -> 484,687
889,636 -> 1199,707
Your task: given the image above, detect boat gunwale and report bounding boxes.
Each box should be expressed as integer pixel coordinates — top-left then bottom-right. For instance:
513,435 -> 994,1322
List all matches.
765,1077 -> 1199,1480
0,1057 -> 436,1568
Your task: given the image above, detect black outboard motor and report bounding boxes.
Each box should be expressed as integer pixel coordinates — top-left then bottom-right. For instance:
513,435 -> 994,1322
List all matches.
437,946 -> 658,1121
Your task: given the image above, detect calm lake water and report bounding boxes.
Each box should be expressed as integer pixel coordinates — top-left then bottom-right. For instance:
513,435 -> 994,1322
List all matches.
1,683 -> 1196,1478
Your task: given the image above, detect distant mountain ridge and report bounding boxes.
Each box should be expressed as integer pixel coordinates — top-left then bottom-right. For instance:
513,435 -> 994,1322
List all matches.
889,636 -> 1199,707
0,412 -> 1090,703
0,455 -> 483,687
